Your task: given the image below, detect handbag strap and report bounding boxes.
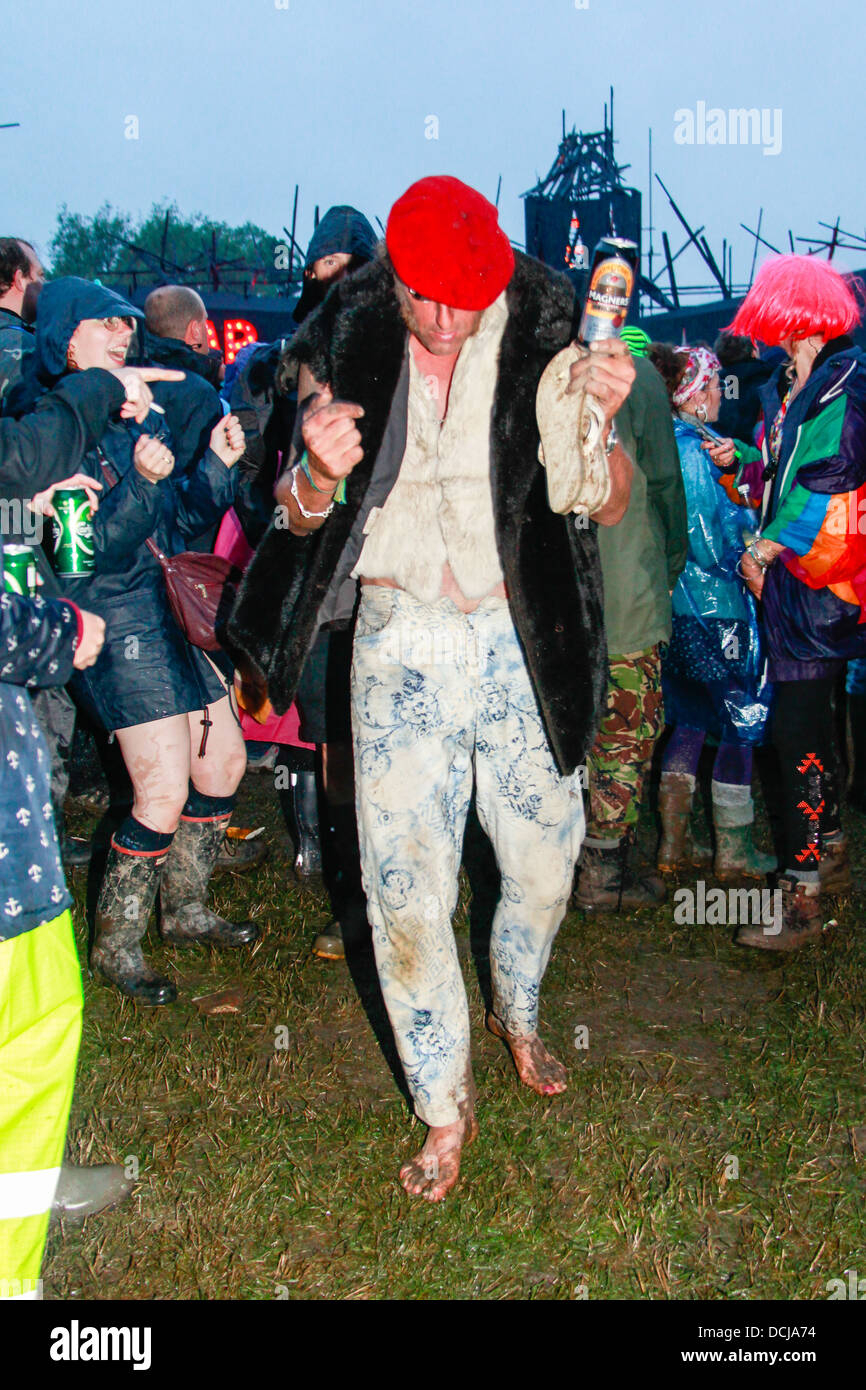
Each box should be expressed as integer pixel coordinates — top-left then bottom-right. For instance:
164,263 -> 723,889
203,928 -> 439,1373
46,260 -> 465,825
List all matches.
96,447 -> 168,566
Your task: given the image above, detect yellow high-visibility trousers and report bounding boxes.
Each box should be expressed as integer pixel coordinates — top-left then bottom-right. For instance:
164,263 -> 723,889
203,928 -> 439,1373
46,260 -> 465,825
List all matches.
0,911 -> 82,1299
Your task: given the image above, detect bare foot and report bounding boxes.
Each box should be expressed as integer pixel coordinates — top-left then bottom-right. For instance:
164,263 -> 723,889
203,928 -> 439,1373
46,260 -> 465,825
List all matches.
487,1013 -> 568,1096
399,1110 -> 479,1203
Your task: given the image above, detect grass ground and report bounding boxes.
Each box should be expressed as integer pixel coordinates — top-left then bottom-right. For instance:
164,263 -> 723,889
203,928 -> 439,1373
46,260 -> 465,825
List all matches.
45,761 -> 866,1301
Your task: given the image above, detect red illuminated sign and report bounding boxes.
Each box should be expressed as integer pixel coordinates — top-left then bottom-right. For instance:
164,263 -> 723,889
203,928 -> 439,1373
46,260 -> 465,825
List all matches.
205,318 -> 259,365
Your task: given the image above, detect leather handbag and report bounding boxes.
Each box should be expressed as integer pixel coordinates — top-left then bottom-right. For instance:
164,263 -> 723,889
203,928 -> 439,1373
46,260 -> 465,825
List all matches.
98,453 -> 240,652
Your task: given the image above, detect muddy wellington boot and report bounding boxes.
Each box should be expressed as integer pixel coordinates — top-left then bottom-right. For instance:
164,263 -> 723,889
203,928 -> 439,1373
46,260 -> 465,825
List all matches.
711,781 -> 777,881
159,799 -> 259,947
819,830 -> 852,894
574,834 -> 666,911
657,771 -> 712,872
734,873 -> 824,952
90,825 -> 177,1006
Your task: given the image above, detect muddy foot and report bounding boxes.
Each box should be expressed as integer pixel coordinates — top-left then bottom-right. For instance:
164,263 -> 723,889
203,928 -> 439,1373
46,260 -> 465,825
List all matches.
399,1111 -> 479,1203
487,1013 -> 568,1096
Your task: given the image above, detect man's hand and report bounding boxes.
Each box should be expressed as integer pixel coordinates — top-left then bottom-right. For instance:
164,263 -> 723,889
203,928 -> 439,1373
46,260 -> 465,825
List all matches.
209,413 -> 245,467
28,473 -> 103,519
72,610 -> 106,670
301,385 -> 365,490
134,434 -> 175,483
567,338 -> 635,426
110,366 -> 185,424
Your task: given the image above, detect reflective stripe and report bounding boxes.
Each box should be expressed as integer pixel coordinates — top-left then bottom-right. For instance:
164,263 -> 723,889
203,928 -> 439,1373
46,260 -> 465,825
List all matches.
0,1166 -> 61,1220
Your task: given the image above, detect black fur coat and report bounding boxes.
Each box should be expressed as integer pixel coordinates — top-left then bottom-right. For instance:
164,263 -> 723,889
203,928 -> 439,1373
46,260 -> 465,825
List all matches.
228,251 -> 607,775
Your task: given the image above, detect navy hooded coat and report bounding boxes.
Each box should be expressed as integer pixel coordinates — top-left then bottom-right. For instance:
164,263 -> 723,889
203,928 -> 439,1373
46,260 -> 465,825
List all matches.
18,278 -> 238,733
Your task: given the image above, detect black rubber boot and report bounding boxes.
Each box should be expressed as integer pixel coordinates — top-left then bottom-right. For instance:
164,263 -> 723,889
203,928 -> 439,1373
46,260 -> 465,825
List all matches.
290,770 -> 323,881
314,801 -> 369,958
91,841 -> 177,1006
847,693 -> 866,811
54,804 -> 92,870
574,834 -> 666,912
160,814 -> 259,947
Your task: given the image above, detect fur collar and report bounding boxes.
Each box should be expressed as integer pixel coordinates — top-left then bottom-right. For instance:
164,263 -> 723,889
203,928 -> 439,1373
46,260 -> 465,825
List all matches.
229,252 -> 606,774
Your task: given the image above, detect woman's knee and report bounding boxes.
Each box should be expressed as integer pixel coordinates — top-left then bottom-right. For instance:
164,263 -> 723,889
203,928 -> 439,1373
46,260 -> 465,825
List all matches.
132,781 -> 188,834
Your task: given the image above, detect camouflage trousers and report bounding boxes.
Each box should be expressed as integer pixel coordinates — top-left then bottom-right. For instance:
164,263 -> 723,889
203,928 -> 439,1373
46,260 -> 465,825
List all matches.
585,646 -> 664,840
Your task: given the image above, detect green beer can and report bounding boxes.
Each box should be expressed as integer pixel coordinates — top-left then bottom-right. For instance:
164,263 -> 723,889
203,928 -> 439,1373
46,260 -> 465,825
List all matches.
3,544 -> 38,596
52,488 -> 95,575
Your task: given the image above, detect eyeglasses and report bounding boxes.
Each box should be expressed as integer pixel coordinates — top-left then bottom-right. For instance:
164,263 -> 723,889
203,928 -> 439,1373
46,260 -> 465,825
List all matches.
100,316 -> 136,332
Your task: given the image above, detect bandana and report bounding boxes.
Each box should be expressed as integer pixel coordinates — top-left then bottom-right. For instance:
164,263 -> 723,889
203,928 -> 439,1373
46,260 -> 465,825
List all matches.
672,346 -> 721,408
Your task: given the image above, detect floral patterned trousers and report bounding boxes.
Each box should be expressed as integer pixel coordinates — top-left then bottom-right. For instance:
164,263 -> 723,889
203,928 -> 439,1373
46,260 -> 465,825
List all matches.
351,586 -> 585,1126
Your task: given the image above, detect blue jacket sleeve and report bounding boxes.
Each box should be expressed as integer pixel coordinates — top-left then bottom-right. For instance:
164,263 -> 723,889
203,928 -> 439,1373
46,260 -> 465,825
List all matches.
0,588 -> 79,687
172,448 -> 238,541
680,433 -> 746,578
90,464 -> 163,571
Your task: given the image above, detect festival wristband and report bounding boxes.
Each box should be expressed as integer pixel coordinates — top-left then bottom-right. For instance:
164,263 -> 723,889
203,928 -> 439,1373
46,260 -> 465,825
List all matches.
299,451 -> 346,504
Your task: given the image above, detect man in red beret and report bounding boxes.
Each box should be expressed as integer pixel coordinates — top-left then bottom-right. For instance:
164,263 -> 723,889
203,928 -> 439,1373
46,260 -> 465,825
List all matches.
231,176 -> 634,1201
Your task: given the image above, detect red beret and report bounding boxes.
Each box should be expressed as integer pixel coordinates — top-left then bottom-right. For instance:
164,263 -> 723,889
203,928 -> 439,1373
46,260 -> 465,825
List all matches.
386,175 -> 515,311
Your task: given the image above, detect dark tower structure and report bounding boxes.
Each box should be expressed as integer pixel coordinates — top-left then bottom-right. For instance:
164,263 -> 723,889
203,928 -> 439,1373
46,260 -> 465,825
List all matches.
522,94 -> 641,292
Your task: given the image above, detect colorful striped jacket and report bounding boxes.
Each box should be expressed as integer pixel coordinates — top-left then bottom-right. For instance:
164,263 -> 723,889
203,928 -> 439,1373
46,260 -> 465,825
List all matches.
720,339 -> 866,680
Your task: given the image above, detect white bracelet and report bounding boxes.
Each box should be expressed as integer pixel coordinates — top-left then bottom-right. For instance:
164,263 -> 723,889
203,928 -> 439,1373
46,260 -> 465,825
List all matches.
290,464 -> 334,519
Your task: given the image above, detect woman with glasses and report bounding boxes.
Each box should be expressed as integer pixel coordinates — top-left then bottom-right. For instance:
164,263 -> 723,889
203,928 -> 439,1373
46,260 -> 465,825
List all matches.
14,277 -> 257,1005
648,342 -> 774,883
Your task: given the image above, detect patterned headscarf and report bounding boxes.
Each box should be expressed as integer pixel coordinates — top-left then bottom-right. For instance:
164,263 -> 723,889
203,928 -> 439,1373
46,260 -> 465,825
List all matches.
672,346 -> 721,408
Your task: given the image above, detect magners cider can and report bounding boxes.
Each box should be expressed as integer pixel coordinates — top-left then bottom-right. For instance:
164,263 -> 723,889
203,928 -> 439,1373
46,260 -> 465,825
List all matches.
577,236 -> 639,345
52,488 -> 95,575
3,544 -> 38,596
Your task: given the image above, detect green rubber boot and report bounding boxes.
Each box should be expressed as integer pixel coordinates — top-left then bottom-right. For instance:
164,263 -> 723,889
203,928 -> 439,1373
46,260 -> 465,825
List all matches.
711,781 -> 777,881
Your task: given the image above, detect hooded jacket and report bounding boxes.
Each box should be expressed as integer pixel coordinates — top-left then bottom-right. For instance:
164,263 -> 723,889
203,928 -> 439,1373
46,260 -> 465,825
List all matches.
0,306 -> 34,413
229,251 -> 607,776
291,206 -> 378,324
229,208 -> 379,546
10,278 -> 236,730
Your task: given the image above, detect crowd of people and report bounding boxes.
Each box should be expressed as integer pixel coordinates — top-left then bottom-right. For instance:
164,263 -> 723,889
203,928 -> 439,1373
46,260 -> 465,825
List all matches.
1,176 -> 865,1294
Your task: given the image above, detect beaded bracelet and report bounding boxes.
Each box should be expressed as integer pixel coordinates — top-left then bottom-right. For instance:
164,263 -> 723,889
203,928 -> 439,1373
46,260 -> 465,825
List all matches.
298,450 -> 346,504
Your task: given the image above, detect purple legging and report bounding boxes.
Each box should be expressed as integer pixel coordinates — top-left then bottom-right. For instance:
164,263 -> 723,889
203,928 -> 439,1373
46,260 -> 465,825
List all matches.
662,725 -> 752,785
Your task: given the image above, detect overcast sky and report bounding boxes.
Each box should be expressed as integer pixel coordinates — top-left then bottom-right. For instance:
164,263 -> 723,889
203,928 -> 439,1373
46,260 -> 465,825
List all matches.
3,0 -> 864,291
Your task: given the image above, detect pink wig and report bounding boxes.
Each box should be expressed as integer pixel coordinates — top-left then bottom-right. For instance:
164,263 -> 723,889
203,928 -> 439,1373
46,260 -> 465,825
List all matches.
729,254 -> 862,346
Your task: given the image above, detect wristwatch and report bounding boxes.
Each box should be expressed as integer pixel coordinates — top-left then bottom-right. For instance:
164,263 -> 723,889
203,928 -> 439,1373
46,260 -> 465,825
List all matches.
604,420 -> 618,456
